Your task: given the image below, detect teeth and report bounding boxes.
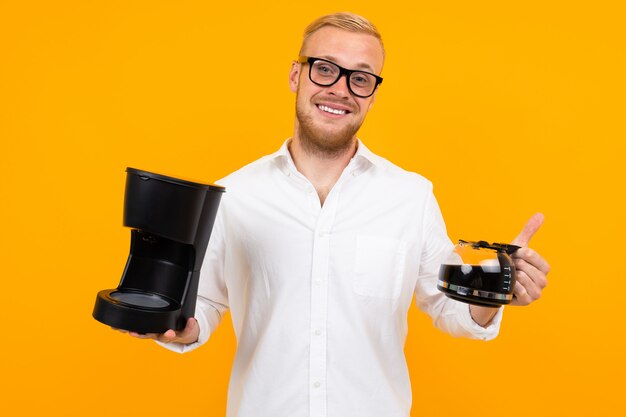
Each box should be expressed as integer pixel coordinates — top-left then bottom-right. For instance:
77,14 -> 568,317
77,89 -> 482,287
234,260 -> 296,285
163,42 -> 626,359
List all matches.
318,104 -> 346,115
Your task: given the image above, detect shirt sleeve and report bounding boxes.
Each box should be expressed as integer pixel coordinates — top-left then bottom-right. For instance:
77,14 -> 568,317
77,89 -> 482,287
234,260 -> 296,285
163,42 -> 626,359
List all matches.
156,205 -> 230,353
413,190 -> 503,341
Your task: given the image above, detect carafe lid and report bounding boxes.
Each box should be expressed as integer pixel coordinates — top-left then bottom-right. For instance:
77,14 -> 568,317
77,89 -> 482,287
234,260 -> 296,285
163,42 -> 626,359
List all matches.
459,239 -> 521,255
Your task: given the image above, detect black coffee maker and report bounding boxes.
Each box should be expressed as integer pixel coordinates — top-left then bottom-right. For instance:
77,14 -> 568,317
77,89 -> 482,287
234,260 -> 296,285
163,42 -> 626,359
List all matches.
92,168 -> 225,334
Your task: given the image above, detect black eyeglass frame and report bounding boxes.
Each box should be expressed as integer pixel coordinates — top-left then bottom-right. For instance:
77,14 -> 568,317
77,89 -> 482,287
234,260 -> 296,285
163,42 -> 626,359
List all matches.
297,56 -> 383,98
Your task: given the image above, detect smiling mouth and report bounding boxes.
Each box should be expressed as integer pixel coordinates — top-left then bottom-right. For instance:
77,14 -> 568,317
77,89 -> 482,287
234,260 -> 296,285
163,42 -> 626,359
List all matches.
317,104 -> 349,115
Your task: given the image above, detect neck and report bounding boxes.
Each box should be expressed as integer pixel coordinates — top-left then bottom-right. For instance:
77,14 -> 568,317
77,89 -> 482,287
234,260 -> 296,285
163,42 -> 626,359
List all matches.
288,136 -> 357,205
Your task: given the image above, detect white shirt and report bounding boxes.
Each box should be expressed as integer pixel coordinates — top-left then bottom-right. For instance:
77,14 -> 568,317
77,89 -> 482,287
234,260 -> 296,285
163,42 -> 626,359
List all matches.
160,140 -> 502,417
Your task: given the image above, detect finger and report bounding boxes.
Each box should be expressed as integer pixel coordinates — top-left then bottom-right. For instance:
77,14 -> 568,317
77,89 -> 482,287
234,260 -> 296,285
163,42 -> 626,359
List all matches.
129,332 -> 159,340
127,318 -> 198,343
514,268 -> 542,301
514,257 -> 548,289
512,247 -> 551,275
512,274 -> 532,306
157,329 -> 178,343
511,213 -> 544,247
176,317 -> 199,343
157,319 -> 198,344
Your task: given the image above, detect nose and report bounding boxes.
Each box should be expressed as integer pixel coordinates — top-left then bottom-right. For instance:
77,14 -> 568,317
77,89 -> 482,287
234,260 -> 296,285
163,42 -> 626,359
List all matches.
326,74 -> 351,98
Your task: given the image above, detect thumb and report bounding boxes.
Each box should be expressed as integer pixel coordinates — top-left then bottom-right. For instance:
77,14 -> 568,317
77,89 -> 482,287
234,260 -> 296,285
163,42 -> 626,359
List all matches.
176,317 -> 199,343
511,213 -> 544,247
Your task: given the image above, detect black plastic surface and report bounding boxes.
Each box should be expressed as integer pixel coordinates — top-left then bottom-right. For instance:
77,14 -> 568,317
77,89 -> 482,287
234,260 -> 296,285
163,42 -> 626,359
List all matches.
92,167 -> 224,333
123,167 -> 224,246
437,243 -> 517,307
93,289 -> 181,333
458,239 -> 521,255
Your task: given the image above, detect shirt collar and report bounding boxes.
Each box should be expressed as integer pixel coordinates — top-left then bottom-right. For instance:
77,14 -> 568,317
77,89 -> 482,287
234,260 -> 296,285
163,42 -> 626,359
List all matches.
352,139 -> 384,169
271,138 -> 384,177
271,139 -> 299,177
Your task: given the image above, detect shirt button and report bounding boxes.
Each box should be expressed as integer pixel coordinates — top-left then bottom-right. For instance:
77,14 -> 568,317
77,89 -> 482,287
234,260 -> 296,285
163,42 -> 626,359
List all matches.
313,381 -> 321,388
314,279 -> 322,285
314,329 -> 321,336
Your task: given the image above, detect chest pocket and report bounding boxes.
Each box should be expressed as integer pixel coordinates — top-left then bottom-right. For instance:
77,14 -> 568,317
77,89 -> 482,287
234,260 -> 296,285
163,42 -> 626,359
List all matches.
353,234 -> 407,299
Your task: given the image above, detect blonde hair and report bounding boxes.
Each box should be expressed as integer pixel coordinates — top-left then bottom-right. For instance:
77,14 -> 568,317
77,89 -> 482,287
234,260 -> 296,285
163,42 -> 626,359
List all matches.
299,12 -> 385,58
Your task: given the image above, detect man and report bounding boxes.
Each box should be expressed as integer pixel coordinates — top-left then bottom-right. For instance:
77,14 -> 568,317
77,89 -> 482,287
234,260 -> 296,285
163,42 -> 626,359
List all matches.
122,12 -> 550,417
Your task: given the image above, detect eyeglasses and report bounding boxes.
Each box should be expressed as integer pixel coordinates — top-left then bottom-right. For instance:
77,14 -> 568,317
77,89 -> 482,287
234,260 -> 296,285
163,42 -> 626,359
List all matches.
297,56 -> 383,98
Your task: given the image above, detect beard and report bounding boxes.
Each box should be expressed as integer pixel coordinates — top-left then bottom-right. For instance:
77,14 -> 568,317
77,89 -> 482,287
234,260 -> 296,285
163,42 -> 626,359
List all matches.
295,97 -> 363,159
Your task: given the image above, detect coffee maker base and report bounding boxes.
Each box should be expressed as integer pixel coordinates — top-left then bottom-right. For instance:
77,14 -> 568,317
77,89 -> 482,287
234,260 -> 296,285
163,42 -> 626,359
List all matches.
93,288 -> 183,334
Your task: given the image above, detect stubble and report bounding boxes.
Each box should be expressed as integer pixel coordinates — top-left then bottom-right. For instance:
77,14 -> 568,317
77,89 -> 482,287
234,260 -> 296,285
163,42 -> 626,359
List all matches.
295,99 -> 361,159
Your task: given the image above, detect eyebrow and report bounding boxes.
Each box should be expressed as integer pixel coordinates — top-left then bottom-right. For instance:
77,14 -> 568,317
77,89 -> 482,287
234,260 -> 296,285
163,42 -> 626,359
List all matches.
316,55 -> 376,74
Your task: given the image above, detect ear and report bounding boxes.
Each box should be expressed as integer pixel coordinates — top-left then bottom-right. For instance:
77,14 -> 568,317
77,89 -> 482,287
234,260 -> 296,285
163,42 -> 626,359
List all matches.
289,61 -> 300,93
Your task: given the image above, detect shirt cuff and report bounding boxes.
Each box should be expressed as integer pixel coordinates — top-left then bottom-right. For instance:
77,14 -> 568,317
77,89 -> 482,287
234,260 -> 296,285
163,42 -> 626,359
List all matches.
455,302 -> 504,341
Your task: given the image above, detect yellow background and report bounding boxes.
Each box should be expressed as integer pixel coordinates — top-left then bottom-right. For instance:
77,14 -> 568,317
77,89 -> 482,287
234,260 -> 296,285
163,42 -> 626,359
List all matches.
1,1 -> 624,416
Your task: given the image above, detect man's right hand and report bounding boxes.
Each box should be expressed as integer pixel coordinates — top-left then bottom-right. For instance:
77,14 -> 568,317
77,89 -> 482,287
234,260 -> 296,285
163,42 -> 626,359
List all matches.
113,317 -> 200,345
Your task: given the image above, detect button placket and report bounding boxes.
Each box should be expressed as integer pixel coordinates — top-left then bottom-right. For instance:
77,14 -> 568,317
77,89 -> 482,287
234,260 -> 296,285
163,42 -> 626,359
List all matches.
308,164 -> 356,417
309,226 -> 329,417
308,182 -> 345,417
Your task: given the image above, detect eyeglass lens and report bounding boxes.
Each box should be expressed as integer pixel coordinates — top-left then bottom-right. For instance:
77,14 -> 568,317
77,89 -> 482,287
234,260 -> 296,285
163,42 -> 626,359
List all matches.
310,60 -> 377,98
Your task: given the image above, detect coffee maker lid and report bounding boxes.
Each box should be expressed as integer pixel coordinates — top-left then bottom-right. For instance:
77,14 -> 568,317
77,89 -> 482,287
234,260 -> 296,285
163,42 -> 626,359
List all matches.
126,167 -> 225,192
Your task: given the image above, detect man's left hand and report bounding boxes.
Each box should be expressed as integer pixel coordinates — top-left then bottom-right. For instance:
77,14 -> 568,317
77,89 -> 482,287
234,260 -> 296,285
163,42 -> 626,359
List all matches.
510,213 -> 551,306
